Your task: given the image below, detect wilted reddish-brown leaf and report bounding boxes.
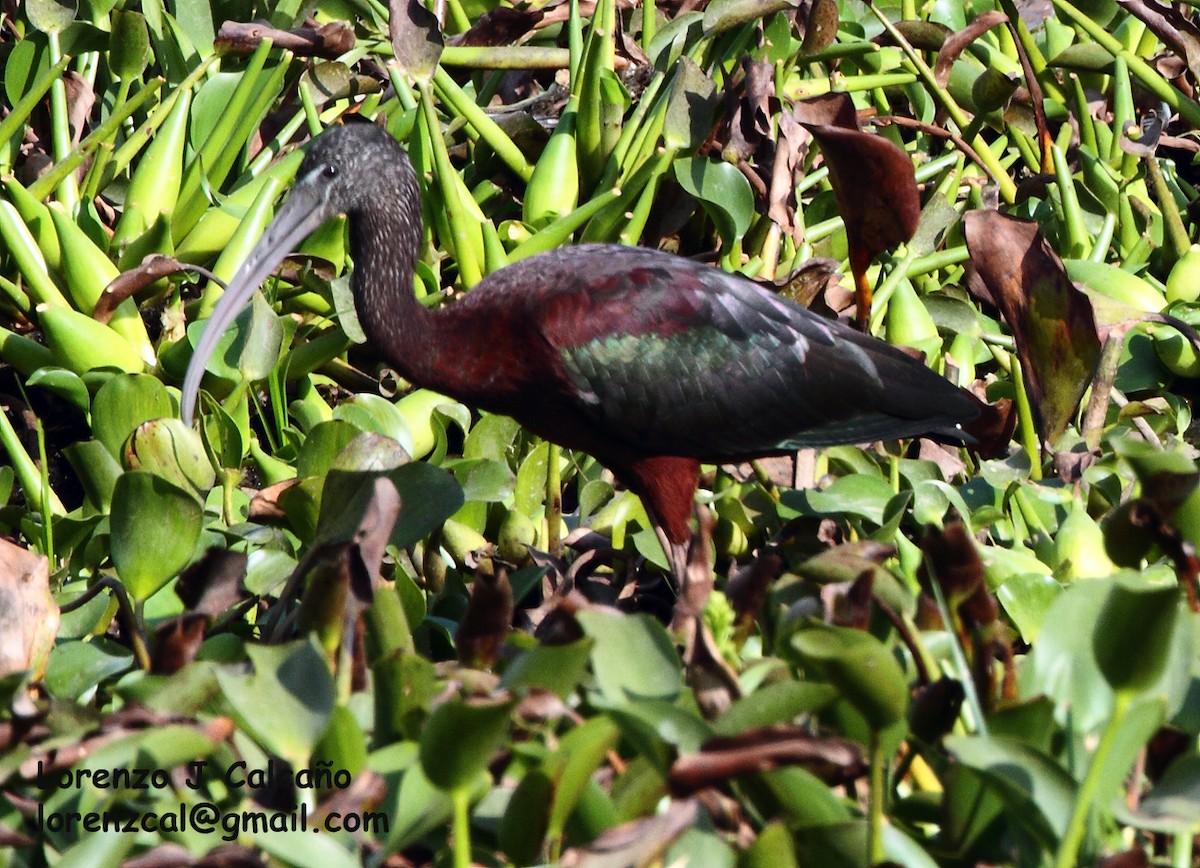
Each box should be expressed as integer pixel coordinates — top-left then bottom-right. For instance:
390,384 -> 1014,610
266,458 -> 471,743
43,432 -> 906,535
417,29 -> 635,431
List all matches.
559,800 -> 698,868
964,211 -> 1102,445
1098,849 -> 1152,868
792,92 -> 859,130
175,549 -> 248,618
0,538 -> 58,683
669,727 -> 866,794
456,565 -> 514,669
725,550 -> 785,634
151,614 -> 210,675
909,676 -> 966,743
920,519 -> 984,604
216,20 -> 355,57
933,11 -> 1009,89
801,120 -> 921,327
452,5 -> 543,46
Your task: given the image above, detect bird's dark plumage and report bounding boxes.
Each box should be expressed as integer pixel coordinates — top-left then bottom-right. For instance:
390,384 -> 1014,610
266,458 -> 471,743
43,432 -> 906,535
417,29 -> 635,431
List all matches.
182,124 -> 978,555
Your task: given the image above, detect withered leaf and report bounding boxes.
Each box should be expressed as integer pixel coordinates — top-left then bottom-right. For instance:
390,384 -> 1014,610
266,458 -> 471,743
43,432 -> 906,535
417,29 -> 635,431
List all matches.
0,538 -> 58,682
888,19 -> 952,51
97,255 -> 205,325
964,211 -> 1102,445
669,726 -> 866,794
792,92 -> 859,130
920,519 -> 984,604
908,676 -> 965,743
456,565 -> 514,670
452,6 -> 543,46
559,799 -> 698,868
802,120 -> 921,324
175,548 -> 248,618
933,11 -> 1009,90
151,614 -> 209,675
389,0 -> 444,81
215,20 -> 356,58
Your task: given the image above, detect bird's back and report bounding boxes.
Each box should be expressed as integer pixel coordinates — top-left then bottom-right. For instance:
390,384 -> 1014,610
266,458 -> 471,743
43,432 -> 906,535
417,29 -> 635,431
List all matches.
461,244 -> 977,461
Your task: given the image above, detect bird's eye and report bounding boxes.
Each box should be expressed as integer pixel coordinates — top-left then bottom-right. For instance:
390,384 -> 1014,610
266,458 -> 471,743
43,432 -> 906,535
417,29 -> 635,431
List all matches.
323,164 -> 338,179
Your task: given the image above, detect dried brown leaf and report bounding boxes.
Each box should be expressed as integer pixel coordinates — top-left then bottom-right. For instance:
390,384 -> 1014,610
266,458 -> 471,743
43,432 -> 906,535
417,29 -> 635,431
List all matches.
215,20 -> 355,58
792,92 -> 859,130
456,565 -> 514,669
919,519 -> 984,603
934,11 -> 1008,90
964,211 -> 1101,444
151,614 -> 210,675
559,800 -> 698,868
0,538 -> 58,682
669,727 -> 866,794
452,6 -> 543,46
175,548 -> 248,618
800,0 -> 839,54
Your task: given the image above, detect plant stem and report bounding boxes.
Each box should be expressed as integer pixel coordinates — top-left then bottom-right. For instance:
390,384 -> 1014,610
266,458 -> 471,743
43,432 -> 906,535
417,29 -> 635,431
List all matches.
452,788 -> 472,868
1009,358 -> 1043,480
546,443 -> 563,558
867,734 -> 887,865
1054,692 -> 1132,868
928,562 -> 989,736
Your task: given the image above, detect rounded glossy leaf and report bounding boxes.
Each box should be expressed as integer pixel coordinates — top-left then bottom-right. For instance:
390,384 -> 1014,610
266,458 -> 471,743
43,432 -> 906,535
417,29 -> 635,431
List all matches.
791,621 -> 909,732
577,611 -> 682,705
110,471 -> 203,601
1093,579 -> 1180,696
673,155 -> 754,243
27,0 -> 76,34
127,418 -> 215,498
419,696 -> 514,792
215,639 -> 336,768
27,366 -> 89,414
92,374 -> 174,460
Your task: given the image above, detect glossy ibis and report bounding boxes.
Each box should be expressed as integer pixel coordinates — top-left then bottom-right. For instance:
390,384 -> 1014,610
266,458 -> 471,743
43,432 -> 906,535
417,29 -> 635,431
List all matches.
181,123 -> 978,594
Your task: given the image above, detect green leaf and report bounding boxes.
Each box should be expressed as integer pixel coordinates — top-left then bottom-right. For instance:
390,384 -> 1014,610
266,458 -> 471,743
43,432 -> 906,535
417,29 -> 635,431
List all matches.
714,681 -> 838,736
996,573 -> 1062,643
110,471 -> 203,601
62,439 -> 122,512
26,0 -> 77,34
27,366 -> 89,414
500,769 -> 555,864
501,639 -> 593,699
673,155 -> 754,243
783,475 -> 896,524
946,734 -> 1077,848
419,696 -> 514,792
126,418 -> 215,498
577,610 -> 682,704
791,621 -> 909,732
44,638 -> 134,700
215,638 -> 336,768
1115,753 -> 1200,834
664,57 -> 718,151
91,373 -> 174,459
110,10 -> 151,80
1093,579 -> 1180,696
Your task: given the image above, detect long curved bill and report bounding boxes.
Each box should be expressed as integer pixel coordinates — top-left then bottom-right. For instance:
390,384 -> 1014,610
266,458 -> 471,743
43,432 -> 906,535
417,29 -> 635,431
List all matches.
180,180 -> 331,426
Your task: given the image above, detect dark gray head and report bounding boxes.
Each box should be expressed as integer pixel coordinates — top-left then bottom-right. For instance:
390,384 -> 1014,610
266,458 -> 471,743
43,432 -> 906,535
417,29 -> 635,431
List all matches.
180,124 -> 421,425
